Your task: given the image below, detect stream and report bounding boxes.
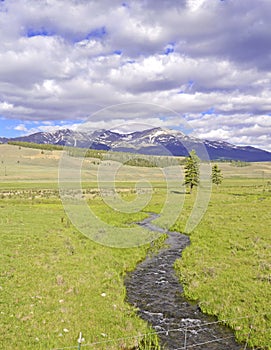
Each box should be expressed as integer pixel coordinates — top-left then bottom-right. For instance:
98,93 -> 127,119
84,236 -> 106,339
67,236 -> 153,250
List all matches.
125,214 -> 249,350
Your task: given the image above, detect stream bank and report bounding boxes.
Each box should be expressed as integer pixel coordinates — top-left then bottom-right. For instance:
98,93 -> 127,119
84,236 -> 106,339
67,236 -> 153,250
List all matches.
125,214 -> 248,350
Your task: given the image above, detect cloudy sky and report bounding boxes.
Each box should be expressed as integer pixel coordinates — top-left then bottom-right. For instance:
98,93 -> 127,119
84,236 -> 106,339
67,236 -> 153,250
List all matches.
0,0 -> 271,151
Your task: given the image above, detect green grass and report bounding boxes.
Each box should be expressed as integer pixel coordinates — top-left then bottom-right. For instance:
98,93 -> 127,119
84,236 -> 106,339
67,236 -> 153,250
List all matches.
1,144 -> 271,349
0,192 -> 161,349
173,179 -> 271,349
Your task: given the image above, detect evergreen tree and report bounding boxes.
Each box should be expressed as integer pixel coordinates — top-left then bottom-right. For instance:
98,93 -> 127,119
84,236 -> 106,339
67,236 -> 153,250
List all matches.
184,150 -> 200,193
212,164 -> 223,186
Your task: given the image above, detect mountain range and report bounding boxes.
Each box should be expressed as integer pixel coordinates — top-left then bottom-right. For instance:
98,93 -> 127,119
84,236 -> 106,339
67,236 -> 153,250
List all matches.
1,127 -> 271,162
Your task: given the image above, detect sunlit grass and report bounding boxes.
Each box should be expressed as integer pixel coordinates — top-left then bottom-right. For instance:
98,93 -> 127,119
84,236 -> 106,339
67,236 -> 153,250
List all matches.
173,179 -> 271,349
1,144 -> 271,349
0,193 -> 158,349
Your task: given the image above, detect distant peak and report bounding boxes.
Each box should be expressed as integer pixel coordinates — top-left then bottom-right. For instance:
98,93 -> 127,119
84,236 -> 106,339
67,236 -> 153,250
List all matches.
3,127 -> 271,161
140,127 -> 184,135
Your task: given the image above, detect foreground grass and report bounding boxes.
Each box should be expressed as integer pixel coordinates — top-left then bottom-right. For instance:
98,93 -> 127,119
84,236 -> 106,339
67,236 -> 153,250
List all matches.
173,179 -> 271,349
1,145 -> 271,349
0,192 -> 159,350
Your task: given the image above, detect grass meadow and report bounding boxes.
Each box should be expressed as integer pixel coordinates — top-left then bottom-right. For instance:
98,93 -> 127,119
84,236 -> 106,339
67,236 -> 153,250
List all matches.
173,177 -> 271,349
1,144 -> 271,349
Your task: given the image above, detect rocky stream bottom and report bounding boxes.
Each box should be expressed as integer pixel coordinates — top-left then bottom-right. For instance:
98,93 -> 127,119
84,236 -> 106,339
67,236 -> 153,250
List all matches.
125,214 -> 249,350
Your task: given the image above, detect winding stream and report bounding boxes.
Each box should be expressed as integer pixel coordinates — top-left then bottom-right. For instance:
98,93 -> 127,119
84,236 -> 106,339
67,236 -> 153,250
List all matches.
125,214 -> 248,350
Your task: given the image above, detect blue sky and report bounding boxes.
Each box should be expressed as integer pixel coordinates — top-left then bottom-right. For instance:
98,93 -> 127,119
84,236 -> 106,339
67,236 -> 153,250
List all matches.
0,0 -> 271,151
0,117 -> 81,138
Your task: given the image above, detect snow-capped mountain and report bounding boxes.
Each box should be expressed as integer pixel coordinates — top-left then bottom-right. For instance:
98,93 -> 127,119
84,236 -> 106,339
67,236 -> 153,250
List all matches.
2,127 -> 271,161
0,137 -> 9,144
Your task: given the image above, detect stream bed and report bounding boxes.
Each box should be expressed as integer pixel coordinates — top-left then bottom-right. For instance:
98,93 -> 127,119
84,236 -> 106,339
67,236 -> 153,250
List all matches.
125,214 -> 249,350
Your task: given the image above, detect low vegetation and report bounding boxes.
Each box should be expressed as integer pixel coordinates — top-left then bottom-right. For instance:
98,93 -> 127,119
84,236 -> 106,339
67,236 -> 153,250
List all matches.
173,179 -> 271,349
0,187 -> 163,349
1,144 -> 271,349
230,160 -> 250,167
8,141 -> 65,152
6,141 -> 183,168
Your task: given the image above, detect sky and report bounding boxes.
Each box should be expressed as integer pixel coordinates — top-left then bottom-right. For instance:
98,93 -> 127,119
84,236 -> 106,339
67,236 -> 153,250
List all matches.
0,0 -> 271,151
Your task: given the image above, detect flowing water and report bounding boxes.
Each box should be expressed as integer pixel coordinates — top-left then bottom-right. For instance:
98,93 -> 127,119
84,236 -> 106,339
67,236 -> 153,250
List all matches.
125,214 -> 249,350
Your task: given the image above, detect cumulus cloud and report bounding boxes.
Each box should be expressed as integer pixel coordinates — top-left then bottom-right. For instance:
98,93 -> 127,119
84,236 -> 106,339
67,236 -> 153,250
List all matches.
0,0 -> 270,150
14,123 -> 26,131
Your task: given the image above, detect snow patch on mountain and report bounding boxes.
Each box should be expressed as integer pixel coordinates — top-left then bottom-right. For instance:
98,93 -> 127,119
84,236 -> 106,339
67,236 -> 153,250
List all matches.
2,127 -> 271,161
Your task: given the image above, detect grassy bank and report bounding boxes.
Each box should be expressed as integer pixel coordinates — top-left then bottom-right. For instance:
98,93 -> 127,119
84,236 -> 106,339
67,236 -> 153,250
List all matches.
173,178 -> 271,349
0,190 -> 159,349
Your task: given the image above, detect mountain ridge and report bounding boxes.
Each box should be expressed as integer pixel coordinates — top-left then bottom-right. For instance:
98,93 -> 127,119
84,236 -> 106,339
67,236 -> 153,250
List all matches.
1,127 -> 271,162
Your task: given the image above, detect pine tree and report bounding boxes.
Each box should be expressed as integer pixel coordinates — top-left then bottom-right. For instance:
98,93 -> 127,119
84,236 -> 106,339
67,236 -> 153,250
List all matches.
212,164 -> 223,186
184,150 -> 200,193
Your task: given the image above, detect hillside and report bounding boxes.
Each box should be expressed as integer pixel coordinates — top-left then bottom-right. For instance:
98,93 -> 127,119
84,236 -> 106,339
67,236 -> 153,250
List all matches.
2,127 -> 271,162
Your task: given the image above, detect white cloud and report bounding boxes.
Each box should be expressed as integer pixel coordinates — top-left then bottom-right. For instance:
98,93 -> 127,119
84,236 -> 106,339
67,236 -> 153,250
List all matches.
0,102 -> 14,111
0,0 -> 270,151
186,0 -> 207,12
14,124 -> 28,132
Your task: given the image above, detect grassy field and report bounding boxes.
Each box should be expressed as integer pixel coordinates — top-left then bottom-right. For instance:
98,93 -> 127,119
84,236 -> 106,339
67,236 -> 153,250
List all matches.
0,145 -> 164,349
1,144 -> 271,349
0,192 -> 156,349
1,186 -> 174,349
173,178 -> 271,349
